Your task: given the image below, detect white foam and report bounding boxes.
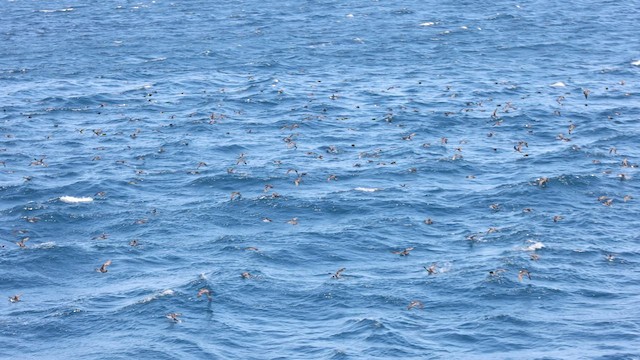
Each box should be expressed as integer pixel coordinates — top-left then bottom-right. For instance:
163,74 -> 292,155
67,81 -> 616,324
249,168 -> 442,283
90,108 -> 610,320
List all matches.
550,82 -> 566,87
524,241 -> 545,251
38,8 -> 74,13
146,57 -> 166,63
140,289 -> 175,303
34,241 -> 56,249
420,22 -> 435,27
354,187 -> 383,192
631,60 -> 640,66
59,196 -> 94,204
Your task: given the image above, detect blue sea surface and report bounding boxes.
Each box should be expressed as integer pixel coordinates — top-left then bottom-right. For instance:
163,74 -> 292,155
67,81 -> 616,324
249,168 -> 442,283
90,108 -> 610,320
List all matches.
1,0 -> 640,358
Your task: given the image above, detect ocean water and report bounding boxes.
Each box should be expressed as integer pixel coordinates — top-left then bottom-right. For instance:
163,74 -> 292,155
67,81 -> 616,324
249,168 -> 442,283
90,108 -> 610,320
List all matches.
1,0 -> 640,358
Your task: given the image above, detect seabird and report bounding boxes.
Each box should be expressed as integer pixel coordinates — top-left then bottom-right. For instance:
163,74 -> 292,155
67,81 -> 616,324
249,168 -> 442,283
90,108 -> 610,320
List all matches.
97,260 -> 112,273
424,264 -> 437,275
166,313 -> 182,323
407,300 -> 424,310
536,177 -> 549,187
392,247 -> 414,256
331,268 -> 346,279
93,233 -> 109,240
402,133 -> 416,141
489,269 -> 506,276
518,269 -> 531,282
16,237 -> 28,248
197,288 -> 212,301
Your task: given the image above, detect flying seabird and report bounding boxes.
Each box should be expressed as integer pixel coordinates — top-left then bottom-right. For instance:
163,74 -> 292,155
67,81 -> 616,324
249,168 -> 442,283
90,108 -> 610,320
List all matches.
97,260 -> 112,273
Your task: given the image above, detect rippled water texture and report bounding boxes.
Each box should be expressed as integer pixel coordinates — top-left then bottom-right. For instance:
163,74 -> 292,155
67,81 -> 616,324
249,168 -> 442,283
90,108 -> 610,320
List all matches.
1,0 -> 640,358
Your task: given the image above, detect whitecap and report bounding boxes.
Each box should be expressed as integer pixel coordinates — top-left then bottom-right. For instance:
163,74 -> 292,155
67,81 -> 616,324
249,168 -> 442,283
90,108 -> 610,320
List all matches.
59,196 -> 94,204
33,241 -> 56,249
38,8 -> 74,13
420,22 -> 435,27
140,289 -> 175,303
550,82 -> 566,87
437,262 -> 452,273
354,187 -> 383,192
523,241 -> 545,251
631,60 -> 640,66
146,57 -> 167,63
